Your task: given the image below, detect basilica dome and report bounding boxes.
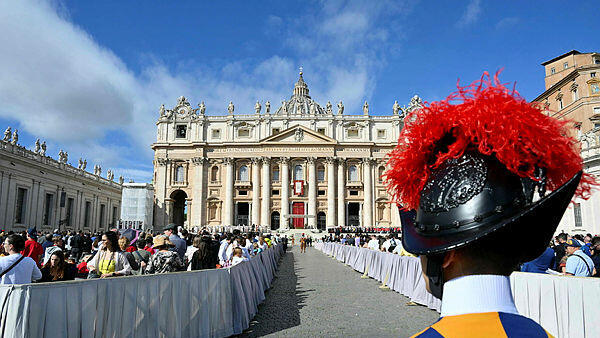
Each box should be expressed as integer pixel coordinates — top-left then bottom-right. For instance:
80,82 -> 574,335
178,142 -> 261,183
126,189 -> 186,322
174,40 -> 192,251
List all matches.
274,71 -> 327,115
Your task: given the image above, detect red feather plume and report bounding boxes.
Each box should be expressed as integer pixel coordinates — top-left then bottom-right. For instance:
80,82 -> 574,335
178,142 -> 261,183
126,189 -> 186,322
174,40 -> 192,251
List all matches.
384,72 -> 597,210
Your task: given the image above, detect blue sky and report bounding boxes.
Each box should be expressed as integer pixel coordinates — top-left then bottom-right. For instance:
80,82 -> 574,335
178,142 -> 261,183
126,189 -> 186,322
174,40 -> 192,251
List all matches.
0,0 -> 597,183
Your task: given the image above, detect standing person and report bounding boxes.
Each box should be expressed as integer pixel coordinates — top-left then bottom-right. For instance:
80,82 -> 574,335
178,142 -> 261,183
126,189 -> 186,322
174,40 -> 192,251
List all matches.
87,231 -> 132,278
384,75 -> 596,336
185,235 -> 202,269
564,239 -> 596,277
43,236 -> 64,266
130,239 -> 151,274
144,235 -> 184,274
553,233 -> 568,270
163,224 -> 187,260
190,235 -> 216,270
69,231 -> 84,261
118,236 -> 139,271
40,251 -> 77,282
300,235 -> 307,253
0,234 -> 42,284
22,227 -> 44,267
41,234 -> 54,251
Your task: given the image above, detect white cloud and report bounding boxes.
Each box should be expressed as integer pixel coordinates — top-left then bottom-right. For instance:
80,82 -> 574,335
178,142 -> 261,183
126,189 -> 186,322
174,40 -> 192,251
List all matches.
496,17 -> 519,30
0,0 -> 413,183
457,0 -> 482,27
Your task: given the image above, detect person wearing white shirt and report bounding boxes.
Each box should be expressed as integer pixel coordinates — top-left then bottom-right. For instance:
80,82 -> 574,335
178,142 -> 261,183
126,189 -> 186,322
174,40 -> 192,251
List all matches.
217,237 -> 230,266
367,236 -> 380,250
1,234 -> 42,284
230,248 -> 249,267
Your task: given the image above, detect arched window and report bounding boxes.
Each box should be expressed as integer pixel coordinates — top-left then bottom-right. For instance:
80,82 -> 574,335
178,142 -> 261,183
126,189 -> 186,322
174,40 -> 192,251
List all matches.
378,166 -> 385,183
272,165 -> 280,182
211,166 -> 219,182
175,165 -> 184,182
238,165 -> 249,181
317,165 -> 325,182
348,165 -> 358,181
294,165 -> 303,180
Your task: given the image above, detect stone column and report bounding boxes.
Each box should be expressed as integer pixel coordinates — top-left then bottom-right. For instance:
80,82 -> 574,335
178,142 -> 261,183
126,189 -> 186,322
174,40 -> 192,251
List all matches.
326,157 -> 336,228
307,157 -> 317,228
337,159 -> 345,227
223,157 -> 234,227
192,157 -> 206,228
362,158 -> 373,228
280,157 -> 290,229
251,157 -> 261,227
261,157 -> 271,228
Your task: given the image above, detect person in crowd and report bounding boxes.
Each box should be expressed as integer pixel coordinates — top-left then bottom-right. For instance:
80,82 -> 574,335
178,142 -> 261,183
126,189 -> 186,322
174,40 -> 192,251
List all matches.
590,236 -> 600,277
145,235 -> 184,274
259,237 -> 268,251
76,254 -> 94,278
130,239 -> 151,275
230,247 -> 248,266
553,233 -> 568,270
41,234 -> 54,251
564,239 -> 596,277
43,236 -> 64,266
521,246 -> 556,274
367,235 -> 379,250
91,237 -> 100,254
87,231 -> 132,278
581,234 -> 593,257
218,236 -> 231,266
163,224 -> 187,260
300,235 -> 307,253
143,236 -> 156,255
189,235 -> 216,270
40,250 -> 77,282
0,234 -> 42,284
185,235 -> 202,268
69,231 -> 84,261
118,236 -> 139,271
21,227 -> 44,267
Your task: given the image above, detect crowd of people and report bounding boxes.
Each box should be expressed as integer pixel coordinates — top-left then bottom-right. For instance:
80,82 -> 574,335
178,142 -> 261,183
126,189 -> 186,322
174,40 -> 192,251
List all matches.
0,223 -> 287,284
323,231 -> 600,277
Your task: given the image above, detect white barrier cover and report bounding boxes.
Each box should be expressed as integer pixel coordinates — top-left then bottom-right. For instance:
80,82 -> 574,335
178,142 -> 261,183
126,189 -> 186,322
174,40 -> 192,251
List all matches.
0,245 -> 284,338
317,242 -> 600,338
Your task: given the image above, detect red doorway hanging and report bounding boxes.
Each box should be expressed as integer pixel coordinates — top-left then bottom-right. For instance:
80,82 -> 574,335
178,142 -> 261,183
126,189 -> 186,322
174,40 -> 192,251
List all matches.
292,202 -> 305,229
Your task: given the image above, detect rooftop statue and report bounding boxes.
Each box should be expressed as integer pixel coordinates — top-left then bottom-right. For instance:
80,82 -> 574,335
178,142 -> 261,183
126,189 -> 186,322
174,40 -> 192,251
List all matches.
40,141 -> 46,156
255,101 -> 261,114
11,129 -> 18,145
3,127 -> 11,142
228,101 -> 234,114
34,139 -> 40,153
393,100 -> 401,115
326,101 -> 333,114
198,101 -> 206,115
337,101 -> 344,115
363,101 -> 369,115
159,104 -> 166,117
265,101 -> 271,114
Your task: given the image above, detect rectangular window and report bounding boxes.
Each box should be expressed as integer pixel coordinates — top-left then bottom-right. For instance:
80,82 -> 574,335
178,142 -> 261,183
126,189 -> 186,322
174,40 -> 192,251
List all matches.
238,190 -> 248,196
563,62 -> 569,69
272,168 -> 280,182
272,189 -> 280,196
349,190 -> 359,196
572,89 -> 579,102
15,188 -> 27,224
592,72 -> 596,78
84,201 -> 91,228
550,67 -> 556,74
559,99 -> 563,110
318,190 -> 325,196
317,128 -> 326,135
238,128 -> 250,137
43,193 -> 54,226
574,203 -> 582,227
377,130 -> 386,139
347,129 -> 359,138
272,128 -> 280,135
211,129 -> 221,139
66,198 -> 74,227
99,204 -> 106,227
176,125 -> 187,138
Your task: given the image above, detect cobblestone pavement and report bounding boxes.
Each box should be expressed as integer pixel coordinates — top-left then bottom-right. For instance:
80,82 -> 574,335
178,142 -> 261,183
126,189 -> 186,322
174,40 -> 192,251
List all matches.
241,246 -> 439,337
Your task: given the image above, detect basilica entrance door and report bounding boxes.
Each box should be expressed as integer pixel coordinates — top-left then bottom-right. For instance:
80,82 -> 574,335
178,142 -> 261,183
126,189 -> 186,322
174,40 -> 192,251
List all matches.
292,202 -> 305,229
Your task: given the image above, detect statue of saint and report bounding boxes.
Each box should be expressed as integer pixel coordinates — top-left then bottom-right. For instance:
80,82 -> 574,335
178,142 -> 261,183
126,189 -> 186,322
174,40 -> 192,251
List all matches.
309,101 -> 316,115
227,101 -> 234,114
82,159 -> 87,171
34,139 -> 40,153
255,101 -> 261,114
58,150 -> 64,162
177,96 -> 186,106
281,100 -> 287,114
64,152 -> 68,163
11,129 -> 18,145
119,176 -> 124,185
3,127 -> 11,142
159,104 -> 166,117
40,141 -> 46,156
326,101 -> 333,114
198,101 -> 206,115
265,101 -> 271,114
337,101 -> 344,115
363,101 -> 369,115
393,100 -> 400,115
78,158 -> 83,169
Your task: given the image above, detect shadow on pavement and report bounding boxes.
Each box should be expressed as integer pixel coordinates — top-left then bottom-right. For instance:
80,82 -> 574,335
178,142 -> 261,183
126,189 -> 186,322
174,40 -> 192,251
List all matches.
241,248 -> 309,337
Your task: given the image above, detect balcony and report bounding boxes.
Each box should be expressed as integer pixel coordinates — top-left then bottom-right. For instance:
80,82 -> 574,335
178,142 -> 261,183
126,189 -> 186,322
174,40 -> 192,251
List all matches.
235,180 -> 251,187
346,180 -> 363,188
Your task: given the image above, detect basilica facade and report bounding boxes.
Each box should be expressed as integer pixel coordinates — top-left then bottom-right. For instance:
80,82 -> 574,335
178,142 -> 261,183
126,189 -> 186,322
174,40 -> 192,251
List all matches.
152,72 -> 420,230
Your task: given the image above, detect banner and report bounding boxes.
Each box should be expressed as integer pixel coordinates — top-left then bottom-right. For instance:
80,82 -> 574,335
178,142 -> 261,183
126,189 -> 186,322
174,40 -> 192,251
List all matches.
293,180 -> 304,195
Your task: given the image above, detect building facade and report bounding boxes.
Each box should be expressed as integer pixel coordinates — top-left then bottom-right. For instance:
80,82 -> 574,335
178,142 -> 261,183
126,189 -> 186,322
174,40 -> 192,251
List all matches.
533,50 -> 600,235
152,72 -> 418,230
0,132 -> 122,233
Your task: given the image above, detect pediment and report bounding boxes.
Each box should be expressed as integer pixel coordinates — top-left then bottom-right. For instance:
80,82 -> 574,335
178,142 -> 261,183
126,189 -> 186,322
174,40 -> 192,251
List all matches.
259,125 -> 337,145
